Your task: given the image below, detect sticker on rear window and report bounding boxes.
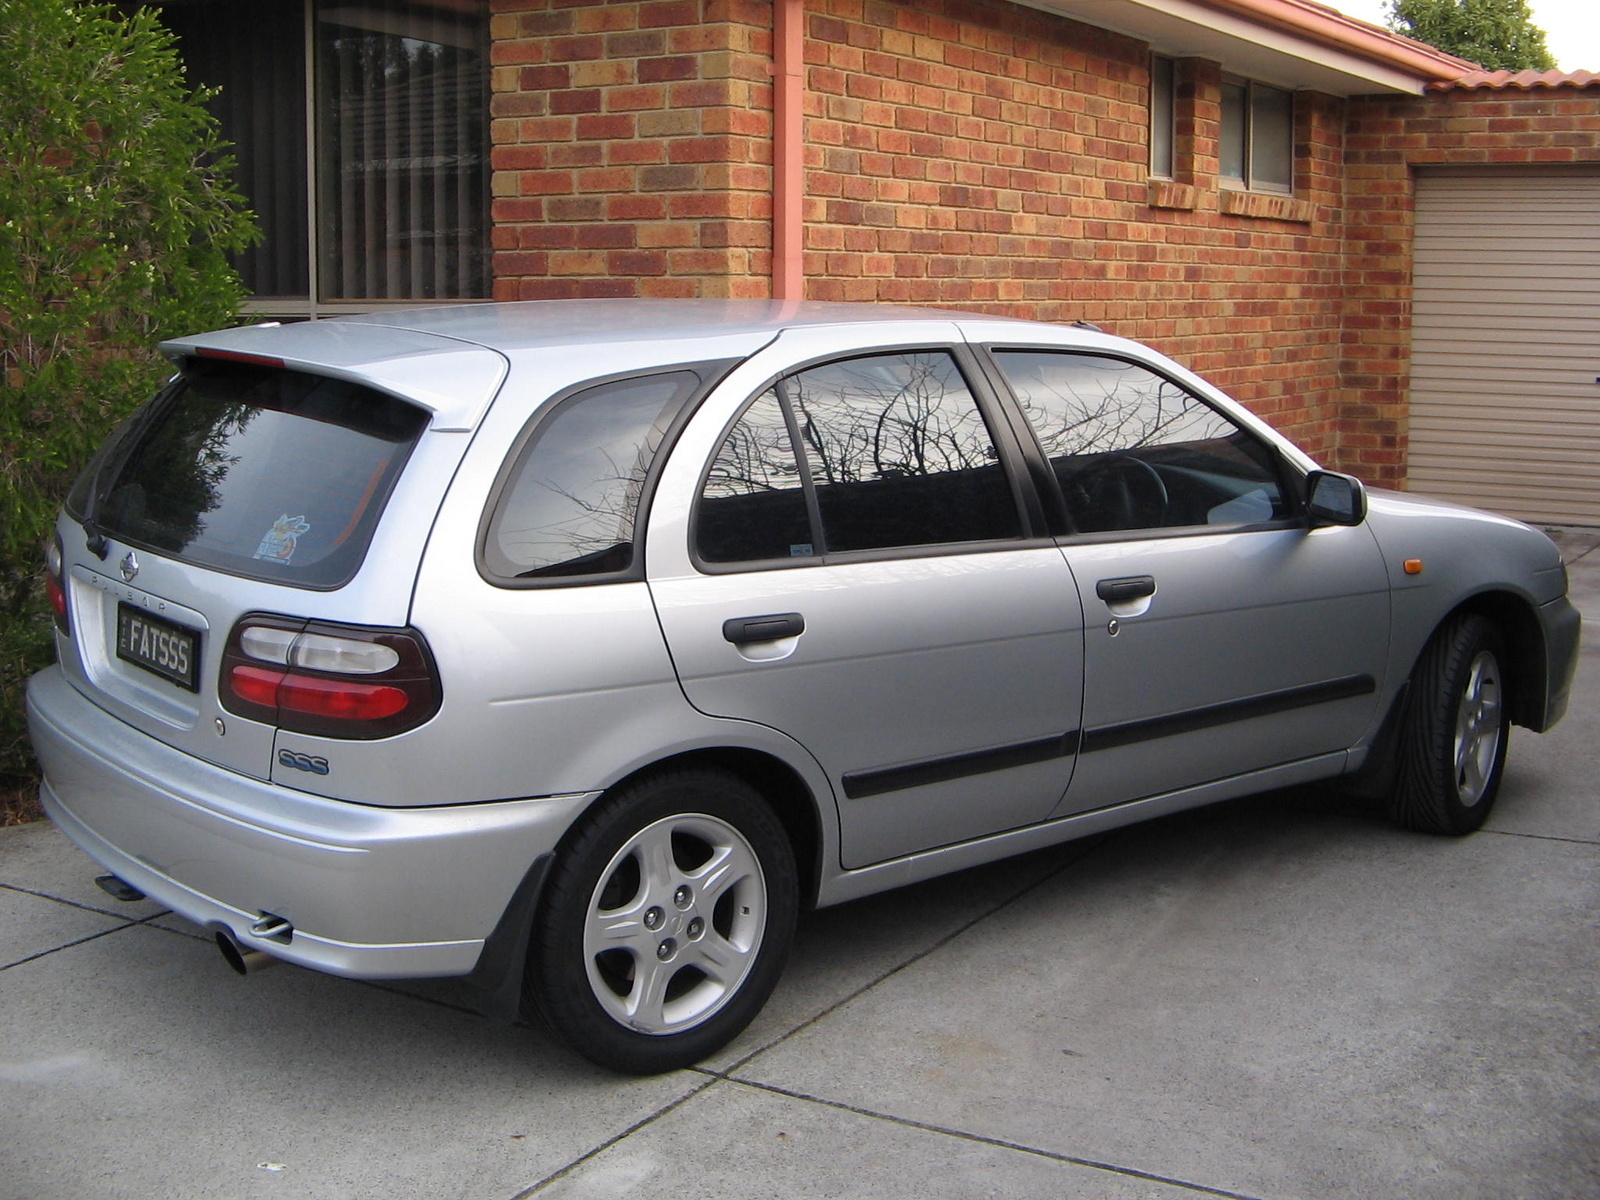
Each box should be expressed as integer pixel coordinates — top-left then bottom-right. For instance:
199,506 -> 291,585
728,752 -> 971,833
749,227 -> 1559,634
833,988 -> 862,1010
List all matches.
254,514 -> 311,564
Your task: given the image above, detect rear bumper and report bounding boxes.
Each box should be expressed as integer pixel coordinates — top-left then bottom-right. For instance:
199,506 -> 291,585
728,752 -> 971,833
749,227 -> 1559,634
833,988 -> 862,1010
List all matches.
26,665 -> 595,979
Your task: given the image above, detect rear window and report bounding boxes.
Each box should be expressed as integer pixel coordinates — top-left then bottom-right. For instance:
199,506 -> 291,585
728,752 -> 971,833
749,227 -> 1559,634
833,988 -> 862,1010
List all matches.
72,360 -> 428,589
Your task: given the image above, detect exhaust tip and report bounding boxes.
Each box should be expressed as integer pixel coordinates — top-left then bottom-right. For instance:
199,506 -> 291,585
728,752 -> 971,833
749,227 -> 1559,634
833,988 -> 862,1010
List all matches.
215,930 -> 278,975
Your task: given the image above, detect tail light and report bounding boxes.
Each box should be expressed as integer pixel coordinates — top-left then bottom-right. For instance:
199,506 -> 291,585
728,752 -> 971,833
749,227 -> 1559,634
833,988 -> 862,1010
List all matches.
220,614 -> 440,738
44,535 -> 69,635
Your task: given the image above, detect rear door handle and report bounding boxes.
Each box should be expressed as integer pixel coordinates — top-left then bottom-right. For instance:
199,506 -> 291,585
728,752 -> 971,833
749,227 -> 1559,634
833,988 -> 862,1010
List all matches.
1095,576 -> 1156,604
723,612 -> 806,645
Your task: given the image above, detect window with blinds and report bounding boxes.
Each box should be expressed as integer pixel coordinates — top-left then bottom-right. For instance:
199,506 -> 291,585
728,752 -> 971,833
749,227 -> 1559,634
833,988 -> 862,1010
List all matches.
160,0 -> 490,314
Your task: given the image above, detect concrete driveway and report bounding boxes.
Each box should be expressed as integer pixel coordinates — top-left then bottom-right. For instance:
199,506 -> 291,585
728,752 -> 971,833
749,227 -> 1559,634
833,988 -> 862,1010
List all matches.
4,537 -> 1597,1200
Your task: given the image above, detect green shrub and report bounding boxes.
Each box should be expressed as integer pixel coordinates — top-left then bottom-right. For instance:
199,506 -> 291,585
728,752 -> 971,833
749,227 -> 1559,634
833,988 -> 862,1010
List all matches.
1388,0 -> 1556,72
0,0 -> 257,791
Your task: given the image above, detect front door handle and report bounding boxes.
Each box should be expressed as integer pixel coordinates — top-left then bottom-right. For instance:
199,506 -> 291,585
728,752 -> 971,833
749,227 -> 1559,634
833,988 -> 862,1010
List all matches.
1095,576 -> 1156,604
723,612 -> 806,645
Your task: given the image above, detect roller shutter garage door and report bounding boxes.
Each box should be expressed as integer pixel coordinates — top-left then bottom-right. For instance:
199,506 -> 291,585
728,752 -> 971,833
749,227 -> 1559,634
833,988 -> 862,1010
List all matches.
1408,167 -> 1600,526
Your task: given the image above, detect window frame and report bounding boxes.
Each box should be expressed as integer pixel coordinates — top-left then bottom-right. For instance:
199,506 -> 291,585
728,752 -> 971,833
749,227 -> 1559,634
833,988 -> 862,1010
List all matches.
168,0 -> 493,321
1220,76 -> 1295,196
688,345 -> 1045,575
477,360 -> 738,589
977,344 -> 1304,544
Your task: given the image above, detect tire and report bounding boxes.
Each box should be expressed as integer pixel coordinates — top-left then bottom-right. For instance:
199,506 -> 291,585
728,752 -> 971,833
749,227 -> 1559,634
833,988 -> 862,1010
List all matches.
1387,613 -> 1510,836
525,767 -> 798,1074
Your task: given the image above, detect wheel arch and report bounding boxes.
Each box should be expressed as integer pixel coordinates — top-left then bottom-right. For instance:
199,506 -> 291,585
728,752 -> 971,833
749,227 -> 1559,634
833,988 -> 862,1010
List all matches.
1344,588 -> 1543,800
1453,589 -> 1547,731
588,747 -> 825,911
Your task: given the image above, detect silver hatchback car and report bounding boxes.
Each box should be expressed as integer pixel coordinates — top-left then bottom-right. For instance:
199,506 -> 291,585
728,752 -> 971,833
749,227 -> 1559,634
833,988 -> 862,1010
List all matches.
28,301 -> 1580,1073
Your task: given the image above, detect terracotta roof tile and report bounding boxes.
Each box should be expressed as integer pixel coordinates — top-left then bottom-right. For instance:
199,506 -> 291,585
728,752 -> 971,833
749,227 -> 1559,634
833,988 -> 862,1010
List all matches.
1430,69 -> 1600,91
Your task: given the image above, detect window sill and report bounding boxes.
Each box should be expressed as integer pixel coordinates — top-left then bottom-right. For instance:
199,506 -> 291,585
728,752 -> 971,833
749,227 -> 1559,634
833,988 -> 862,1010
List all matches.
1219,189 -> 1314,224
1146,180 -> 1198,211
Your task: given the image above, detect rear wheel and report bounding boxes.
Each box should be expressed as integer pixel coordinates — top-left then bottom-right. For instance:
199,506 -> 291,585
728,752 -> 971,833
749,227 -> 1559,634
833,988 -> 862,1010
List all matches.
526,768 -> 797,1074
1388,613 -> 1509,835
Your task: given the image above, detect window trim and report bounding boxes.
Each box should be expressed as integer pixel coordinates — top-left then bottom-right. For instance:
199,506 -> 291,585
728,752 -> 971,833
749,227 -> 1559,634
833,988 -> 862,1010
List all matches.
1220,75 -> 1295,196
687,345 -> 1043,575
477,360 -> 739,589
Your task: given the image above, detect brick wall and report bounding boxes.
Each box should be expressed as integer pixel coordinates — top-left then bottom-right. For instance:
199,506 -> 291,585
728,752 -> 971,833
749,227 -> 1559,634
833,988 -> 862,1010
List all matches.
487,2 -> 1599,487
489,0 -> 1357,465
796,0 -> 1354,459
489,0 -> 774,299
1344,84 -> 1600,486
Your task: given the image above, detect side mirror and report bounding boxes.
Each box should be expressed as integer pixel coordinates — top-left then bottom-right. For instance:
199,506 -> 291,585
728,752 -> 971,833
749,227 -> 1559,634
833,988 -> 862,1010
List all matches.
1305,470 -> 1366,527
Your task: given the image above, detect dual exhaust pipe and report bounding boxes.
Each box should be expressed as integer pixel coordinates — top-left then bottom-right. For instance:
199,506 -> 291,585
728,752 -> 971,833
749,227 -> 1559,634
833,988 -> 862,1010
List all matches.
214,914 -> 293,975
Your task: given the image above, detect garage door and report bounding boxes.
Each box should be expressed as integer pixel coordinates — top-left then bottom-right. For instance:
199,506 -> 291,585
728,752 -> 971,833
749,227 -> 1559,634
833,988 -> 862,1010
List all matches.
1408,167 -> 1600,526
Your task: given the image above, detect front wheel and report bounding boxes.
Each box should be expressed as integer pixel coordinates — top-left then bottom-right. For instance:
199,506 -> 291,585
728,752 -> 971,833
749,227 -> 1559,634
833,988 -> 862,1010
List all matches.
1387,613 -> 1510,835
526,768 -> 797,1074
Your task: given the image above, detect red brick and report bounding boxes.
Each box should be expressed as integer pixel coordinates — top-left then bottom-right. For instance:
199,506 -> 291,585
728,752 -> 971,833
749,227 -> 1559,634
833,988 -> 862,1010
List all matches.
548,89 -> 602,115
638,55 -> 699,83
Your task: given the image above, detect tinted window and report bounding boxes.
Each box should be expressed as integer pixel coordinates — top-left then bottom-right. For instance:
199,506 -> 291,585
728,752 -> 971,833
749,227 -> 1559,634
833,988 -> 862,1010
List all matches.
84,360 -> 427,588
698,391 -> 813,564
993,351 -> 1286,534
697,351 -> 1021,563
485,371 -> 701,580
788,352 -> 1020,552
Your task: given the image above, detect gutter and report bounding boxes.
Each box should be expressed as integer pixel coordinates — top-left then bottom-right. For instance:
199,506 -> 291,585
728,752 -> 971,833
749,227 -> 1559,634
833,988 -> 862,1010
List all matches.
1187,0 -> 1476,80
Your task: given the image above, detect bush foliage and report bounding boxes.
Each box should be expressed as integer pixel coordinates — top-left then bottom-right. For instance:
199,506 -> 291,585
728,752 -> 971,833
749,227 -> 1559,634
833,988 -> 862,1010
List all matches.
0,0 -> 256,789
1388,0 -> 1557,72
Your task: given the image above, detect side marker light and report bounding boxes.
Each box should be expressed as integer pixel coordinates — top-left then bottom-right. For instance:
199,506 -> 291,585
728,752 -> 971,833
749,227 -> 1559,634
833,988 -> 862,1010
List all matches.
1404,559 -> 1424,575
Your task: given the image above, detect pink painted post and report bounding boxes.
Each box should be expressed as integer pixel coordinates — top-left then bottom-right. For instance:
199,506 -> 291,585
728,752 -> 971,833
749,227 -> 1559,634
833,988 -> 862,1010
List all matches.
771,0 -> 805,300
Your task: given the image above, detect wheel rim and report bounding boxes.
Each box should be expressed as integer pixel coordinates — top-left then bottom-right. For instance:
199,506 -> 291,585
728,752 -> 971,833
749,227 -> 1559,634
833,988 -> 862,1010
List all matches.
582,813 -> 767,1036
1453,649 -> 1504,808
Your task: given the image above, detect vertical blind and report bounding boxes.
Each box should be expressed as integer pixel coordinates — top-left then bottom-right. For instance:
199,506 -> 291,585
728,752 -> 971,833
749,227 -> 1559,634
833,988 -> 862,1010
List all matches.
315,2 -> 490,301
160,0 -> 311,299
168,0 -> 489,306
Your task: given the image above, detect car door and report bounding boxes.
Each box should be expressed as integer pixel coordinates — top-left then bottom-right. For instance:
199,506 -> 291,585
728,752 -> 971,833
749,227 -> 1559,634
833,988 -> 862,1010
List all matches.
985,347 -> 1391,814
648,325 -> 1085,869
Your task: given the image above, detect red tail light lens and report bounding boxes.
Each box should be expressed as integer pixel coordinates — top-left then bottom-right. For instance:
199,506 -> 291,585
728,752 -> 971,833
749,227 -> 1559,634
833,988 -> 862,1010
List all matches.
220,615 -> 440,738
44,535 -> 69,634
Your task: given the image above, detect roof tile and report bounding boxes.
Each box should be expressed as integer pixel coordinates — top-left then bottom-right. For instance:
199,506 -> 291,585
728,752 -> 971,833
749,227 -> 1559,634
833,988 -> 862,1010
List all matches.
1430,69 -> 1600,91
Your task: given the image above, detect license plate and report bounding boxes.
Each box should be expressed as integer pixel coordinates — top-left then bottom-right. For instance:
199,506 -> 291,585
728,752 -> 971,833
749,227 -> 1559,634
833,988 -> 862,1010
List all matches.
116,604 -> 201,692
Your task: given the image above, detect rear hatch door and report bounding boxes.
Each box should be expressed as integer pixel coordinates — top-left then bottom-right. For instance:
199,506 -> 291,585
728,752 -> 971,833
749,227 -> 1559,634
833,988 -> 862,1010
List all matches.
54,323 -> 505,780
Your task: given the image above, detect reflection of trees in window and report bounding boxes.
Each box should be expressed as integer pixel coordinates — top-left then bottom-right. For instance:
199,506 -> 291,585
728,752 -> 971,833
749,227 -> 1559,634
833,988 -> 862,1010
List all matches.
787,353 -> 997,485
498,442 -> 647,577
488,372 -> 698,578
697,391 -> 813,563
996,353 -> 1230,460
994,351 -> 1284,531
103,401 -> 255,553
702,391 -> 802,501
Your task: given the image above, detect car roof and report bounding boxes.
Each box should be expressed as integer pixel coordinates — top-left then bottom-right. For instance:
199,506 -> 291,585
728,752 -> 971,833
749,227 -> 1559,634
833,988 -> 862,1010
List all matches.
335,299 -> 1032,351
159,301 -> 1088,430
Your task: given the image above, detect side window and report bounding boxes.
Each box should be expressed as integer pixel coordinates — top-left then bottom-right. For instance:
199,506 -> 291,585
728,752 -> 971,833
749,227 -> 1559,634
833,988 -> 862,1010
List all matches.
698,389 -> 813,564
992,351 -> 1286,535
695,351 -> 1022,564
484,370 -> 702,580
